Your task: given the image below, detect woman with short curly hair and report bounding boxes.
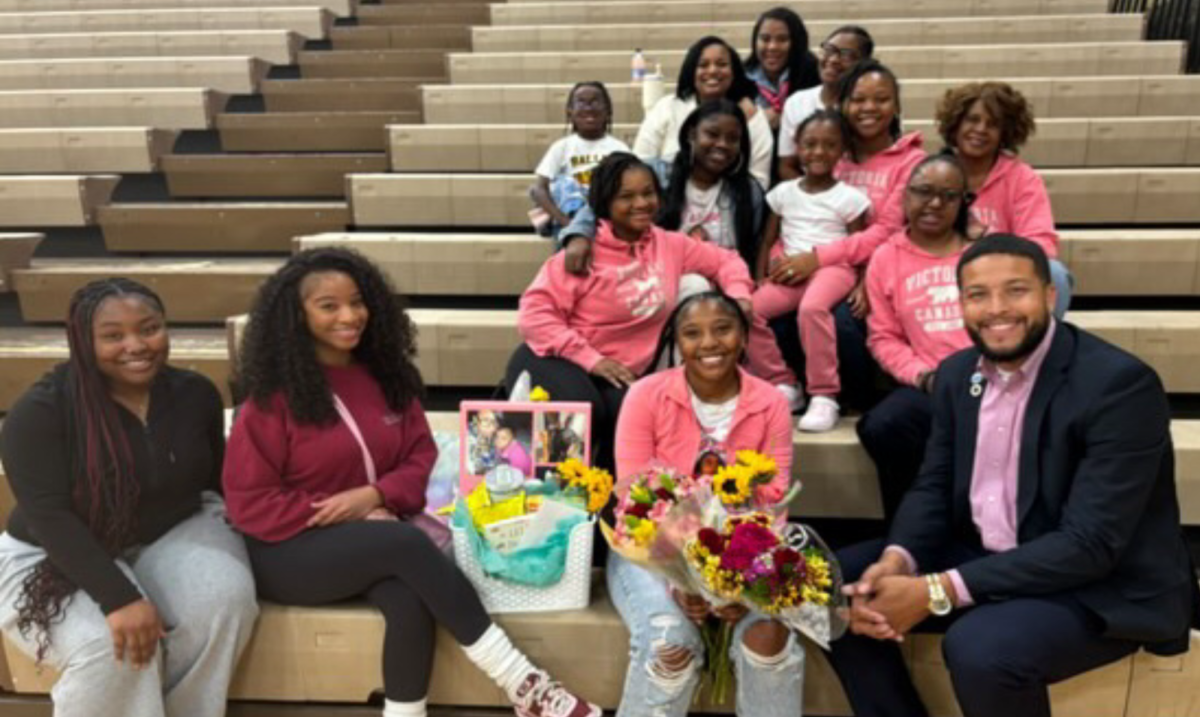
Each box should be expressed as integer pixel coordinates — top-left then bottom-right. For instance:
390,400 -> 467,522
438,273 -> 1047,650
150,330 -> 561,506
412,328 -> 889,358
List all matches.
223,247 -> 599,717
936,81 -> 1073,316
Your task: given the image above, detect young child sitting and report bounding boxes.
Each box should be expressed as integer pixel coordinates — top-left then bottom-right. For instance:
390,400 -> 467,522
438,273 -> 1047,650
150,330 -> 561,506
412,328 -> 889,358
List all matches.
529,81 -> 629,237
494,426 -> 533,476
747,109 -> 872,432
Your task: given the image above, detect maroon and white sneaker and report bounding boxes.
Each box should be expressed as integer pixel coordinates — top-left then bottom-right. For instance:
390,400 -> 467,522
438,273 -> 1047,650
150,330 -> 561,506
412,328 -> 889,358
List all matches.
510,670 -> 601,717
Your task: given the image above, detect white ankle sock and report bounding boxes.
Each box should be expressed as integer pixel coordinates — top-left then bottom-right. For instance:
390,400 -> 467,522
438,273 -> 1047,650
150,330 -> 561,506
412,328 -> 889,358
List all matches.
461,624 -> 536,700
383,697 -> 427,717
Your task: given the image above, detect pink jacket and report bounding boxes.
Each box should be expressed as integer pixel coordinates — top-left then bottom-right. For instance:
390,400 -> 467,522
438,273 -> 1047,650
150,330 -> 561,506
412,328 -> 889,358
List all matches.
614,366 -> 793,503
865,231 -> 973,386
970,153 -> 1058,258
816,132 -> 927,268
519,221 -> 754,375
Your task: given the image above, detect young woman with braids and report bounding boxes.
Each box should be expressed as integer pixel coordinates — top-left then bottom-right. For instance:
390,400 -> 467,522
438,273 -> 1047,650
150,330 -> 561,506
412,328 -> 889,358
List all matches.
607,290 -> 802,716
0,278 -> 258,717
222,247 -> 599,717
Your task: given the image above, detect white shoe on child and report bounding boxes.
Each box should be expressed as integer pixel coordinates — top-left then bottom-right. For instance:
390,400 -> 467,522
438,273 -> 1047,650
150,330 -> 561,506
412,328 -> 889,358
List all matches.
775,383 -> 806,413
797,396 -> 840,433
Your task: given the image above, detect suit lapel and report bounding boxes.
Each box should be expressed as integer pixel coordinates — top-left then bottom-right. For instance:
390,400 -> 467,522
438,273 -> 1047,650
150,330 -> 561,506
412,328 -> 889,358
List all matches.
955,371 -> 981,516
1016,326 -> 1074,526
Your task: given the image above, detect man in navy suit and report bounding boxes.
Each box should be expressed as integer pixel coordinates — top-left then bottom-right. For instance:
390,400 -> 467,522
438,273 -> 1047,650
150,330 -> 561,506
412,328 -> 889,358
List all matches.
827,234 -> 1199,717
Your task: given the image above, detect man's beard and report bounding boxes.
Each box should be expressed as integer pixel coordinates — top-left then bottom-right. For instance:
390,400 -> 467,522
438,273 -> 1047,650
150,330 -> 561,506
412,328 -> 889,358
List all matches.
966,312 -> 1051,365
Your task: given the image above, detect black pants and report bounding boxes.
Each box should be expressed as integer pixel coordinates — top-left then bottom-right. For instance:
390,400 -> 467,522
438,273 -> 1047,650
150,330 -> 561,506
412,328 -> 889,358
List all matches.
856,386 -> 934,521
246,521 -> 491,701
827,539 -> 1140,717
505,343 -> 627,473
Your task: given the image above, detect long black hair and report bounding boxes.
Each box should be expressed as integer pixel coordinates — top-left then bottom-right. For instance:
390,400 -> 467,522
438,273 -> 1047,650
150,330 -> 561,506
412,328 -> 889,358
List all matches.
675,36 -> 758,103
17,278 -> 166,662
235,247 -> 424,425
905,150 -> 975,238
838,59 -> 904,160
658,100 -> 762,269
745,8 -> 820,93
649,290 -> 750,371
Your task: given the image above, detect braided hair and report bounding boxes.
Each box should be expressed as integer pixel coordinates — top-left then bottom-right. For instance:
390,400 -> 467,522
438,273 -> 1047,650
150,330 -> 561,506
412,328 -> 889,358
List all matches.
649,290 -> 750,371
235,247 -> 424,425
16,278 -> 165,662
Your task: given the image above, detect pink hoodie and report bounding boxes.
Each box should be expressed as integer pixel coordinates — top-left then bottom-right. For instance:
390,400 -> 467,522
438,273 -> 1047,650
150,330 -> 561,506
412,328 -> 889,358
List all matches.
816,131 -> 927,268
865,230 -> 973,386
614,366 -> 793,503
519,221 -> 754,375
970,153 -> 1058,259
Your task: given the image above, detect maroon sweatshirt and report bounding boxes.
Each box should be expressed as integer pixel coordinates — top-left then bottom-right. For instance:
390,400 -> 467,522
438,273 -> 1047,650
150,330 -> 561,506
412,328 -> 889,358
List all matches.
222,363 -> 436,543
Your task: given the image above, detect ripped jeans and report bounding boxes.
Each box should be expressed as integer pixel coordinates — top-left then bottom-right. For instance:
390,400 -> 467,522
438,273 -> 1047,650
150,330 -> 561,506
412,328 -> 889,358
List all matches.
606,553 -> 804,717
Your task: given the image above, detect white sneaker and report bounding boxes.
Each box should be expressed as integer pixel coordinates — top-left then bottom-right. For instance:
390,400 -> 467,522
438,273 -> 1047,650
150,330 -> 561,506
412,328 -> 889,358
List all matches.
775,383 -> 806,413
797,396 -> 840,433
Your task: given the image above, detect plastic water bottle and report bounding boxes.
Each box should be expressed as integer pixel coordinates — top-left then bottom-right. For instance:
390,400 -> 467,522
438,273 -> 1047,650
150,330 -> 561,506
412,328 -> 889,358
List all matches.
631,49 -> 647,83
642,62 -> 664,112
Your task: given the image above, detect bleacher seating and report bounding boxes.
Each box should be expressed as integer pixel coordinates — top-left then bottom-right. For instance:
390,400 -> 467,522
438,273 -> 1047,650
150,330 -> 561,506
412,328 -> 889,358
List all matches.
0,0 -> 1198,713
0,30 -> 301,64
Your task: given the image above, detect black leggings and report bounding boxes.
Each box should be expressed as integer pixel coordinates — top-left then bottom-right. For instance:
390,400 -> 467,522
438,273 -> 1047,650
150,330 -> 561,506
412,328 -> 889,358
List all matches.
505,343 -> 628,473
246,521 -> 491,701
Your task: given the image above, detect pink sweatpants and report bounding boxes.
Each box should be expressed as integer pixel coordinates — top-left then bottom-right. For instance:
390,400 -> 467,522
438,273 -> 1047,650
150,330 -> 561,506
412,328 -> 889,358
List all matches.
747,262 -> 858,397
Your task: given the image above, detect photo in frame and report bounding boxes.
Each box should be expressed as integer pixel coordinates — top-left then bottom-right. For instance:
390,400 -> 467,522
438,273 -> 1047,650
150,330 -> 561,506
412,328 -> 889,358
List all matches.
459,400 -> 592,496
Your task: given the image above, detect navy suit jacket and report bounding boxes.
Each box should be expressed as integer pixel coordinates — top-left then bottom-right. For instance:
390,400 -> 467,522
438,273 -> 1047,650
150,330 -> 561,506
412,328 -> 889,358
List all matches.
890,322 -> 1199,654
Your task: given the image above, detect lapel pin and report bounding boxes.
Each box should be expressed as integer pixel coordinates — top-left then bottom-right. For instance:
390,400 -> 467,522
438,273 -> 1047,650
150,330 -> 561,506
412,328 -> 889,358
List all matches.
969,372 -> 985,398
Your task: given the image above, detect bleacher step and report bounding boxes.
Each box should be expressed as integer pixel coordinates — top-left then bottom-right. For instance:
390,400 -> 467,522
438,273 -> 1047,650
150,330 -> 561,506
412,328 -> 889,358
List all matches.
329,25 -> 472,51
0,30 -> 302,65
298,50 -> 450,80
97,201 -> 349,253
218,112 -> 419,153
356,4 -> 491,26
0,127 -> 177,173
161,153 -> 387,199
262,78 -> 430,113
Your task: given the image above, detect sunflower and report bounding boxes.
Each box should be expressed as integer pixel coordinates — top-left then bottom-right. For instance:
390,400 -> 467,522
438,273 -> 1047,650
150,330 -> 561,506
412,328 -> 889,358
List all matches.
584,468 -> 614,513
735,450 -> 777,480
556,457 -> 587,483
713,464 -> 754,506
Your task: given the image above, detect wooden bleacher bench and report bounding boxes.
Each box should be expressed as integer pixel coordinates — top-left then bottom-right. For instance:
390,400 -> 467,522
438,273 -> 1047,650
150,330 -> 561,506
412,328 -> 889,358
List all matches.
261,78 -> 429,113
160,153 -> 387,199
0,127 -> 177,173
489,0 -> 1111,26
470,14 -> 1145,52
0,8 -> 333,40
448,42 -> 1185,84
0,56 -> 269,94
218,112 -> 420,153
0,0 -> 356,17
329,24 -> 473,52
297,49 -> 450,80
0,175 -> 118,227
0,88 -> 225,130
0,233 -> 41,294
345,169 -> 1200,227
0,30 -> 302,65
356,3 -> 492,27
97,201 -> 349,254
386,118 -> 1200,172
420,77 -> 1200,125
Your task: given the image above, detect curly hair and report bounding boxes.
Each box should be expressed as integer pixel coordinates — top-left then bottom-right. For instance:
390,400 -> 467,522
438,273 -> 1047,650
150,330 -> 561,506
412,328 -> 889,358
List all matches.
235,247 -> 424,425
935,81 -> 1036,154
17,278 -> 165,662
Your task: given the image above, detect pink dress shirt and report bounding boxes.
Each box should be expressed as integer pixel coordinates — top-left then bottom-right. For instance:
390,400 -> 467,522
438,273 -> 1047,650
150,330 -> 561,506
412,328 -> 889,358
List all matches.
887,320 -> 1057,606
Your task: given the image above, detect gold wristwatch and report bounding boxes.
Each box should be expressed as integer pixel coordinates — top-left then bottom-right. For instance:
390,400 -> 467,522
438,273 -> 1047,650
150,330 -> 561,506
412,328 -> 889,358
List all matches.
926,573 -> 953,616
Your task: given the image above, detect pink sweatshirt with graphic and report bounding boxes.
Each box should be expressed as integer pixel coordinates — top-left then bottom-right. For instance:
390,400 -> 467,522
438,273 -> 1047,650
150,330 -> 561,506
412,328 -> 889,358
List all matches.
969,153 -> 1059,259
519,221 -> 754,376
865,231 -> 973,386
816,132 -> 927,268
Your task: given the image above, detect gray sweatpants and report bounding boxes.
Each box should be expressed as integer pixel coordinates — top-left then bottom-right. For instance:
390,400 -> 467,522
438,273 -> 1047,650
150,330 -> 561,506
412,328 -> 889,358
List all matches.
0,493 -> 259,717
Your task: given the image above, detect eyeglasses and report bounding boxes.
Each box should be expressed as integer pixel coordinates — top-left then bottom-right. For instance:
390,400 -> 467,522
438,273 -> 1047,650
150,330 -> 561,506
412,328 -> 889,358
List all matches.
820,42 -> 862,63
570,97 -> 607,110
906,185 -> 967,205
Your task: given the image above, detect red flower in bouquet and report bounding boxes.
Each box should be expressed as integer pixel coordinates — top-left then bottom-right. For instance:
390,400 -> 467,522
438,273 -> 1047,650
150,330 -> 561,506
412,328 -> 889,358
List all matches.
719,521 -> 779,572
697,528 -> 725,556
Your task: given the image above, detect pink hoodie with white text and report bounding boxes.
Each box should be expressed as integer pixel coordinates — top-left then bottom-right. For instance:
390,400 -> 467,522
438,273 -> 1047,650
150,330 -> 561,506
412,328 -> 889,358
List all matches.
969,152 -> 1058,259
865,230 -> 973,386
815,131 -> 927,268
519,221 -> 754,376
